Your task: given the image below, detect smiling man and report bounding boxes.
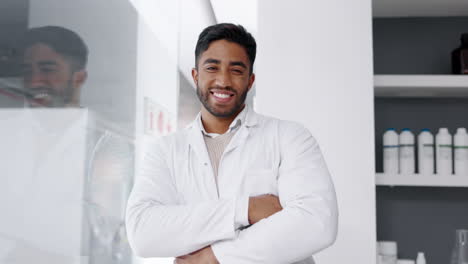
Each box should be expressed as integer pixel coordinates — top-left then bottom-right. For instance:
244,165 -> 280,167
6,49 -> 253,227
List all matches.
19,26 -> 88,107
126,23 -> 338,264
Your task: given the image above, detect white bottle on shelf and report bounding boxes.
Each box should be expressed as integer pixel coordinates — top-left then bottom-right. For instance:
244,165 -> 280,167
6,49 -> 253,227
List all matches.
416,252 -> 426,264
378,241 -> 398,264
399,128 -> 415,174
436,128 -> 453,175
383,128 -> 399,174
418,129 -> 434,175
454,127 -> 468,176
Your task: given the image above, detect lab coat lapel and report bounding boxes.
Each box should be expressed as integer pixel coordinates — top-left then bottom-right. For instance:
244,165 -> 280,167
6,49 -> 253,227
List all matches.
224,107 -> 259,154
187,118 -> 219,199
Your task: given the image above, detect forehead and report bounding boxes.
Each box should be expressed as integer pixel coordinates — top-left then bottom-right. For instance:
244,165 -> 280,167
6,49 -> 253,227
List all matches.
200,39 -> 250,64
23,43 -> 67,65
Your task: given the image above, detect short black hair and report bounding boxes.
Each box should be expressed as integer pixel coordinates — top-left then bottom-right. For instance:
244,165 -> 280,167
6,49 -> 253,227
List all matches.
195,23 -> 256,74
19,26 -> 88,71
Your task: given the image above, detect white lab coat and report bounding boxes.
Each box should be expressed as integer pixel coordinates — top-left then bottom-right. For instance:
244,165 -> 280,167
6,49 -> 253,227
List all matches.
126,107 -> 338,264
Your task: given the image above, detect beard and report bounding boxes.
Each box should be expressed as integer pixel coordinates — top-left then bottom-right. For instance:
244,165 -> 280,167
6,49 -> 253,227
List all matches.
196,84 -> 249,118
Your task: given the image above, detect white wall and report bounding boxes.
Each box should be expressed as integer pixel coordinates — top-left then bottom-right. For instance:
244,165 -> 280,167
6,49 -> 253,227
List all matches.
132,3 -> 180,264
135,16 -> 179,137
178,0 -> 216,85
28,0 -> 139,138
256,1 -> 376,263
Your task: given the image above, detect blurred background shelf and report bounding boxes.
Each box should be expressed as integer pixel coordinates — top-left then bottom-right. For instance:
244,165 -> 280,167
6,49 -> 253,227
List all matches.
376,172 -> 468,187
374,75 -> 468,98
373,0 -> 468,17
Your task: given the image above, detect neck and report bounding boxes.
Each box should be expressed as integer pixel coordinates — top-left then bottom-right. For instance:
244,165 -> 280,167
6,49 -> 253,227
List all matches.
200,105 -> 245,134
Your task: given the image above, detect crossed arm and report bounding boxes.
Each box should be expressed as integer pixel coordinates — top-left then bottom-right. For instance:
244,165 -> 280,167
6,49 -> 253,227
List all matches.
175,194 -> 282,264
126,124 -> 338,263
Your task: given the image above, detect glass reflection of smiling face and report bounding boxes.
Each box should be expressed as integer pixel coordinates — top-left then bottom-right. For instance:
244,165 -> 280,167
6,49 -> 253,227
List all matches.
22,43 -> 85,107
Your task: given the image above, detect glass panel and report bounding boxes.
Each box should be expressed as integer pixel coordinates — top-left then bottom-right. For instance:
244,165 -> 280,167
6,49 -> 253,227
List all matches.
0,0 -> 179,263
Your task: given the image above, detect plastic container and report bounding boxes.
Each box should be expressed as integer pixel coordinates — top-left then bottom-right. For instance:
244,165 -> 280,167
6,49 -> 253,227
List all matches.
454,128 -> 468,176
378,241 -> 398,264
384,128 -> 399,174
399,128 -> 415,174
418,129 -> 434,175
436,128 -> 453,175
452,33 -> 468,74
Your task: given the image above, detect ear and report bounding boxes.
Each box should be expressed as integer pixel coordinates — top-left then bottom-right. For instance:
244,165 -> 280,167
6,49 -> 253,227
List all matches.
247,73 -> 255,91
191,68 -> 199,86
72,70 -> 87,89
69,70 -> 87,106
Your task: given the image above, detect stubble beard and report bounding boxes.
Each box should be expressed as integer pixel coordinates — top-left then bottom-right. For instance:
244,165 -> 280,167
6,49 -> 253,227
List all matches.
196,85 -> 248,118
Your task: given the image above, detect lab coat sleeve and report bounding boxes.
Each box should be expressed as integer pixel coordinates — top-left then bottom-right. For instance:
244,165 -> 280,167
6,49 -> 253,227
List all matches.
211,122 -> 338,264
125,137 -> 247,258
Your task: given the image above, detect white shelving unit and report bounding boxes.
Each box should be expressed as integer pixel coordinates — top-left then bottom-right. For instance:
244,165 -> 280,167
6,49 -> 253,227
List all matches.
374,75 -> 468,98
373,0 -> 468,18
376,173 -> 468,187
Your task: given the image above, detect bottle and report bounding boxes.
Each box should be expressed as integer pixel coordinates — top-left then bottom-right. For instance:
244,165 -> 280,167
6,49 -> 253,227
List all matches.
452,33 -> 468,74
378,241 -> 398,264
416,252 -> 426,264
436,128 -> 453,175
383,128 -> 399,174
450,229 -> 468,264
454,128 -> 468,176
399,128 -> 415,174
418,129 -> 434,175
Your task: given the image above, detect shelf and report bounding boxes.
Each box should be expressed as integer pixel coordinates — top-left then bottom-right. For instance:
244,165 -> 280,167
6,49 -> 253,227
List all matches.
374,75 -> 468,98
373,0 -> 468,17
376,173 -> 468,187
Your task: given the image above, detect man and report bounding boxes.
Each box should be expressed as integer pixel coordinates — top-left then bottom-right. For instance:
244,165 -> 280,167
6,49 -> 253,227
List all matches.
19,26 -> 88,107
126,23 -> 338,264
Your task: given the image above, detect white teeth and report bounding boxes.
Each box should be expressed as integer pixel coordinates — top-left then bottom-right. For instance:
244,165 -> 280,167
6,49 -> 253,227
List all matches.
33,93 -> 50,99
213,93 -> 230,99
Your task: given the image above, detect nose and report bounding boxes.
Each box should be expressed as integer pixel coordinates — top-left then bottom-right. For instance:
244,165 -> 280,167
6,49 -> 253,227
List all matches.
25,69 -> 47,89
214,69 -> 232,88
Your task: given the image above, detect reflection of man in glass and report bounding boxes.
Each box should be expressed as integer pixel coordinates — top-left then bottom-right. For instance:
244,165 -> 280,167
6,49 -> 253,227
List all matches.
19,26 -> 88,107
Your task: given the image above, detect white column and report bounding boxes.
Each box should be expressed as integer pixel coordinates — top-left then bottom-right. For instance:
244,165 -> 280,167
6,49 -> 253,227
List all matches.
256,1 -> 376,263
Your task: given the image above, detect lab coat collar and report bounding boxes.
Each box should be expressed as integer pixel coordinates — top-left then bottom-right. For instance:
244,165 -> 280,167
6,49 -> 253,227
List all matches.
187,105 -> 259,132
187,105 -> 259,159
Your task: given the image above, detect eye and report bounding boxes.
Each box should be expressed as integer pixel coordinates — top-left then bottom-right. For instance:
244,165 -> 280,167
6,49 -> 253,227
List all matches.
205,65 -> 218,72
39,66 -> 57,74
231,68 -> 244,75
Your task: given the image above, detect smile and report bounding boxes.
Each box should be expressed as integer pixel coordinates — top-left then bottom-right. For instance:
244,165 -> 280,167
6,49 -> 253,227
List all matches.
33,93 -> 51,99
212,92 -> 232,99
209,90 -> 235,103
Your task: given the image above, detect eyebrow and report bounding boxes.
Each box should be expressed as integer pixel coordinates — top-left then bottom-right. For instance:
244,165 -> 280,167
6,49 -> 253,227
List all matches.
202,58 -> 247,69
202,58 -> 220,65
230,61 -> 247,69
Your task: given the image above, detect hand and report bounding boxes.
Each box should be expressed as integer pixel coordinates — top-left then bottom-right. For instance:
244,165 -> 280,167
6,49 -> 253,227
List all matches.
248,194 -> 283,225
175,246 -> 219,264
